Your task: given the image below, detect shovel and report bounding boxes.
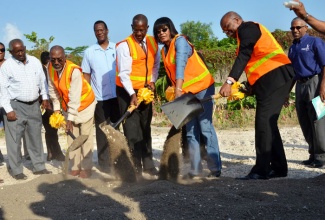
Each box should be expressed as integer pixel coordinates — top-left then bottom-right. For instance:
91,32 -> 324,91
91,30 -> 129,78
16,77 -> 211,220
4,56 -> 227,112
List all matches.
110,105 -> 137,129
63,130 -> 88,177
161,93 -> 222,129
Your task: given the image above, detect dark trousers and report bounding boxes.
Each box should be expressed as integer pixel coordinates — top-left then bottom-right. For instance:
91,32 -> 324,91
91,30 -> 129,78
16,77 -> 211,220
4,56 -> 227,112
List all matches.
116,86 -> 155,173
42,109 -> 63,159
95,98 -> 120,171
251,64 -> 295,176
295,74 -> 325,161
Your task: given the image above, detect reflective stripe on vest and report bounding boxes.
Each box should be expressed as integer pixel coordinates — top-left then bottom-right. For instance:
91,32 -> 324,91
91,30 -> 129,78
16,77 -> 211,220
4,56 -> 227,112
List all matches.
49,60 -> 94,111
116,35 -> 158,89
162,34 -> 214,93
236,23 -> 291,85
247,25 -> 285,77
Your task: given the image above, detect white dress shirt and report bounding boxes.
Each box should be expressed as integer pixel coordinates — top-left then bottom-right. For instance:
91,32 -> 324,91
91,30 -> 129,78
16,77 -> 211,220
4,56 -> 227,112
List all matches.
0,55 -> 48,113
116,37 -> 160,96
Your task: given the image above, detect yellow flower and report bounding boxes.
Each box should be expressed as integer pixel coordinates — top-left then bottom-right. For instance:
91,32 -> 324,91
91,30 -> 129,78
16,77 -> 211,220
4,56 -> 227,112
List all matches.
49,112 -> 66,129
137,87 -> 154,104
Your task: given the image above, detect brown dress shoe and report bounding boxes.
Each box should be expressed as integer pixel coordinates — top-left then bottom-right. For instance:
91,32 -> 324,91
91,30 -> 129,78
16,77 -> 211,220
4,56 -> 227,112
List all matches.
70,170 -> 81,176
79,170 -> 92,178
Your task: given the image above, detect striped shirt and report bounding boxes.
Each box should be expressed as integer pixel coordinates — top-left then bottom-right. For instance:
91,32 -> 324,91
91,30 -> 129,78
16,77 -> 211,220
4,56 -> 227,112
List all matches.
0,54 -> 48,113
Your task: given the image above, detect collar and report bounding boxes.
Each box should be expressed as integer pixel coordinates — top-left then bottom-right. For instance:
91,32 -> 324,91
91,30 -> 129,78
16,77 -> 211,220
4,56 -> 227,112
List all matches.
95,41 -> 114,50
293,33 -> 309,44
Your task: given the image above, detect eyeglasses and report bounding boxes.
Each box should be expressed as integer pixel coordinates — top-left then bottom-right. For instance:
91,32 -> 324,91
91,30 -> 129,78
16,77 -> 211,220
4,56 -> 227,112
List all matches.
0,48 -> 5,53
290,26 -> 306,31
156,28 -> 168,34
50,58 -> 64,63
132,28 -> 147,34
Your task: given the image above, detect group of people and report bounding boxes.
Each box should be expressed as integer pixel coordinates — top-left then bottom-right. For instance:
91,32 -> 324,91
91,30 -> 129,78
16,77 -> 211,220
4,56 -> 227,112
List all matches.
0,0 -> 324,184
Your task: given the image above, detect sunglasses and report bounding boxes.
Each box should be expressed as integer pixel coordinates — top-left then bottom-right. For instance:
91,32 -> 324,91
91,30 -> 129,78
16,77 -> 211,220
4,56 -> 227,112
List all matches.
290,26 -> 306,31
0,48 -> 5,53
156,28 -> 168,34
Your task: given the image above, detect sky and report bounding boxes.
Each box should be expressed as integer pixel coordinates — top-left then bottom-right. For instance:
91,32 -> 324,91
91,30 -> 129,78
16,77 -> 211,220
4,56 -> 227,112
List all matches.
0,0 -> 323,53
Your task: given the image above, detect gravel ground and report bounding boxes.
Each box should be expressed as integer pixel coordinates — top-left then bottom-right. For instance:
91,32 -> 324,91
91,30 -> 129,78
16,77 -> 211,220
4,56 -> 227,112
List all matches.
0,125 -> 324,219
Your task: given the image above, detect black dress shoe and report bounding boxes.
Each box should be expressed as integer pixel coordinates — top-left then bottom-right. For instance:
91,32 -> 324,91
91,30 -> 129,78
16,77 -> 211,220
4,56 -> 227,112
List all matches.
14,173 -> 28,180
237,173 -> 269,180
302,157 -> 314,165
207,170 -> 221,178
269,170 -> 287,178
307,160 -> 324,168
33,169 -> 52,175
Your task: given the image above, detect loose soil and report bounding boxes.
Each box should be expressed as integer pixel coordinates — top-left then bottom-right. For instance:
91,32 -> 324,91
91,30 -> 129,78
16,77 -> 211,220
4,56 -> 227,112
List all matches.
0,126 -> 324,220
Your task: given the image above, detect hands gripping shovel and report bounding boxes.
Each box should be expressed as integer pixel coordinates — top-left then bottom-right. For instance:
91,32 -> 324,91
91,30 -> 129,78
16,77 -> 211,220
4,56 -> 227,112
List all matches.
161,82 -> 246,129
49,112 -> 88,178
99,87 -> 155,182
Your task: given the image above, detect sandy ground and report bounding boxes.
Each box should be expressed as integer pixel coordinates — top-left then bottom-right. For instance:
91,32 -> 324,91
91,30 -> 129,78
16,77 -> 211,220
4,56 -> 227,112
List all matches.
0,125 -> 324,219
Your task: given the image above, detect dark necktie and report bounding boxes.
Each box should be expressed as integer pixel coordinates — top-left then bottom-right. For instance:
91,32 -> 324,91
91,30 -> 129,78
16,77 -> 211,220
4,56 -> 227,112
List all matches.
140,41 -> 147,54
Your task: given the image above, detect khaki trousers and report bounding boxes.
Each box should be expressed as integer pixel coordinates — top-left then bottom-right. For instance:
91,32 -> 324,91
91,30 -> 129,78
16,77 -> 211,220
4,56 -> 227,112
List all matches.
68,117 -> 94,171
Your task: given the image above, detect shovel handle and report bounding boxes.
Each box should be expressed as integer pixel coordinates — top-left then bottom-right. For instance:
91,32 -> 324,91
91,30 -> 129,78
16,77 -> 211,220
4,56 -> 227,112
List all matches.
111,104 -> 137,128
67,130 -> 76,140
200,93 -> 223,103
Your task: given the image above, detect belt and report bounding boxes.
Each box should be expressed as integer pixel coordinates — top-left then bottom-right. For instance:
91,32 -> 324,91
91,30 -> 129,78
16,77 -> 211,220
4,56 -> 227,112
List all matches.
13,99 -> 38,105
296,74 -> 318,83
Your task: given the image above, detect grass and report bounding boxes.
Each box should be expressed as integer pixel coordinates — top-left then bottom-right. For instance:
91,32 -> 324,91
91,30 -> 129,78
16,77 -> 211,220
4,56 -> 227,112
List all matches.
152,101 -> 299,130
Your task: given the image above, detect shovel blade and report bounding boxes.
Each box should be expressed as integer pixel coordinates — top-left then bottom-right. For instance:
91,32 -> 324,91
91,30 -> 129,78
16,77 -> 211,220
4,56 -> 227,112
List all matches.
161,93 -> 204,129
68,135 -> 88,151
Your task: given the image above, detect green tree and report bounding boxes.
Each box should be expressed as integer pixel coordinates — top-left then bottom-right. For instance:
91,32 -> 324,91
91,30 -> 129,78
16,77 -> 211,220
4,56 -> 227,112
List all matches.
24,32 -> 54,58
65,46 -> 88,66
180,21 -> 218,50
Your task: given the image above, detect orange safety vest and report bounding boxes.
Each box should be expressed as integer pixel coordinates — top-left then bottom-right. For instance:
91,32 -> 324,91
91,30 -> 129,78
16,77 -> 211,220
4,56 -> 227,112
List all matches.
236,23 -> 291,85
162,34 -> 214,94
116,34 -> 158,89
48,60 -> 95,112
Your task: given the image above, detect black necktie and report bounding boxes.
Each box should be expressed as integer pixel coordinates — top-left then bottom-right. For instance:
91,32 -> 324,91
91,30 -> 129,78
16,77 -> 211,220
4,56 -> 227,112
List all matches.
140,41 -> 147,54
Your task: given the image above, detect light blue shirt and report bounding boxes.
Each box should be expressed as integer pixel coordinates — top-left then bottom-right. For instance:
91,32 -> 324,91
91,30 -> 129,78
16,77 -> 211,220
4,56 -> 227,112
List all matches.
0,54 -> 48,113
81,42 -> 116,101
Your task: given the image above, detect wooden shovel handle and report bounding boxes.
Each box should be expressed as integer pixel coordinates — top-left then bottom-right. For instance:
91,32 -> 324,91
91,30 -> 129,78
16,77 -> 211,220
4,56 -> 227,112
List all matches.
200,93 -> 223,103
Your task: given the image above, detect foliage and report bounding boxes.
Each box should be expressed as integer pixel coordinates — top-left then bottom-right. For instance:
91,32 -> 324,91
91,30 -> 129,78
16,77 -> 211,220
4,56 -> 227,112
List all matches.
199,47 -> 236,81
65,46 -> 88,66
24,32 -> 54,59
227,95 -> 257,110
180,21 -> 219,50
24,32 -> 86,65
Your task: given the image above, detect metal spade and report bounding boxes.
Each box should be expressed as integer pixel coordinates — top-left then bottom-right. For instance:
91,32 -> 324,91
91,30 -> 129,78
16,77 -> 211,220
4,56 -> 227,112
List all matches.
161,93 -> 222,129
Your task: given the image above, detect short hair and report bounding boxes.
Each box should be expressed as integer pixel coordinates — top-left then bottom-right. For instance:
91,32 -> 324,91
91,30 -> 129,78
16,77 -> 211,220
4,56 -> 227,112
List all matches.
132,14 -> 148,26
220,11 -> 243,26
153,17 -> 178,44
291,17 -> 307,25
8,39 -> 24,51
40,51 -> 50,65
94,20 -> 108,30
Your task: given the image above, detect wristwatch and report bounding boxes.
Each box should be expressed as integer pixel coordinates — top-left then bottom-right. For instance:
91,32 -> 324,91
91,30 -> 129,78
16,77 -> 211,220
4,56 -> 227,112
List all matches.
226,79 -> 234,85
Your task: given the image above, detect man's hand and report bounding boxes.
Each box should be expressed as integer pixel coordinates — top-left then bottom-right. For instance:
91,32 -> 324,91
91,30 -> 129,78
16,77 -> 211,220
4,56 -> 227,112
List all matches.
130,93 -> 138,106
219,83 -> 232,97
66,120 -> 73,134
6,111 -> 17,121
148,82 -> 156,93
42,100 -> 50,110
291,1 -> 307,18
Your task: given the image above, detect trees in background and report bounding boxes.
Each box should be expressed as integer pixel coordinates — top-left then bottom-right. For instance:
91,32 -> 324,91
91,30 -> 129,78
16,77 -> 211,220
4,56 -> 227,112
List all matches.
24,32 -> 85,65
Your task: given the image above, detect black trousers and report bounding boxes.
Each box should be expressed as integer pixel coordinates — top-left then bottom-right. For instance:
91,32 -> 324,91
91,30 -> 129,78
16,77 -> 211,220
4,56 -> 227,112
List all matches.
251,64 -> 295,176
116,86 -> 155,173
94,98 -> 120,171
42,108 -> 63,159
